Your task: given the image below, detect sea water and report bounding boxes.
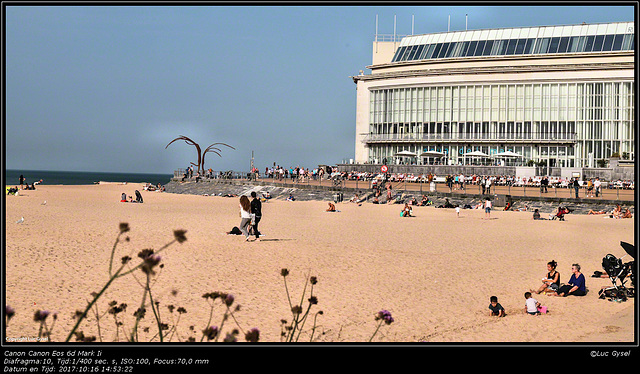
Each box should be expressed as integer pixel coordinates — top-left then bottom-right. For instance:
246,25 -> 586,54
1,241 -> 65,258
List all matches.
5,169 -> 172,186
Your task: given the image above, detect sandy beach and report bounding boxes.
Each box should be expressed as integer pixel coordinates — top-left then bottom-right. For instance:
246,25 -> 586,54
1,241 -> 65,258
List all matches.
4,183 -> 636,343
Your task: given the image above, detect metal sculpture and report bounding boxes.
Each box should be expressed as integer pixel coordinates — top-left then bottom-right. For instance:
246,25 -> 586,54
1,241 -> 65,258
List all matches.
166,135 -> 235,175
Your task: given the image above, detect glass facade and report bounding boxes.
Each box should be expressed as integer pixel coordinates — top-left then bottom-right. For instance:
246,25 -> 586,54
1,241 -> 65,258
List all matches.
366,82 -> 634,167
392,33 -> 635,62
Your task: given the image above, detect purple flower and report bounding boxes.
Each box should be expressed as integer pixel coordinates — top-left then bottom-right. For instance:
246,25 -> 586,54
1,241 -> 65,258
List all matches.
376,310 -> 394,325
245,328 -> 260,342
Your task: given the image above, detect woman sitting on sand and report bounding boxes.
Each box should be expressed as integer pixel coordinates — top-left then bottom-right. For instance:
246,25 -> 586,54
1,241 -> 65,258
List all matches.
326,202 -> 336,212
532,260 -> 560,294
550,264 -> 586,297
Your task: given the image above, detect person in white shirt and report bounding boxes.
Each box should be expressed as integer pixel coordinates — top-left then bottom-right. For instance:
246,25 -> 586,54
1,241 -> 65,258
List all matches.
524,292 -> 541,315
594,178 -> 601,197
484,198 -> 492,219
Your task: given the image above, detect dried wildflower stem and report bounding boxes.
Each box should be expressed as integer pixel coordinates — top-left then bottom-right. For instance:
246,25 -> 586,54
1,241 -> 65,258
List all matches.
292,305 -> 312,342
129,274 -> 150,342
91,303 -> 103,342
368,320 -> 384,342
108,232 -> 124,277
146,283 -> 164,342
65,265 -> 125,342
200,301 -> 216,342
214,306 -> 231,343
309,312 -> 322,342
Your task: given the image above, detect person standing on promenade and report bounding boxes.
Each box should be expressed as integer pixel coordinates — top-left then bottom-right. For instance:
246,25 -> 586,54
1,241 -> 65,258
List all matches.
250,191 -> 262,241
572,178 -> 580,198
485,177 -> 492,195
594,177 -> 601,197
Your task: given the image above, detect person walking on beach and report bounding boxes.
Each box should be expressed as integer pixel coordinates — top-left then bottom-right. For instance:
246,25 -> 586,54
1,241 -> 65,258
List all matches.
238,195 -> 253,241
19,174 -> 24,189
484,198 -> 492,219
250,191 -> 262,241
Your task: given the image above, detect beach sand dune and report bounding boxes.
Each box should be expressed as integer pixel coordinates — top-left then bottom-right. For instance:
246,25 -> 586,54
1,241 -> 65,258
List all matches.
4,184 -> 635,343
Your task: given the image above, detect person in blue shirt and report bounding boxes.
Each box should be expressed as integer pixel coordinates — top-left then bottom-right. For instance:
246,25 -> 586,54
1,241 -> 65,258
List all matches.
553,264 -> 586,297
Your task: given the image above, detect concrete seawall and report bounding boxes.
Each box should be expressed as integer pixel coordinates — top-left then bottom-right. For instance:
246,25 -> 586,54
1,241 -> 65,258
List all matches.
164,179 -> 634,215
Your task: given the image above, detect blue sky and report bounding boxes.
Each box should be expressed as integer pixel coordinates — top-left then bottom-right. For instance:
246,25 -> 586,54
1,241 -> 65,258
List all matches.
4,4 -> 635,174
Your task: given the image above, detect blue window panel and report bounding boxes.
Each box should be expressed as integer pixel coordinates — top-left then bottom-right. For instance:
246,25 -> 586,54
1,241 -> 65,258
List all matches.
445,42 -> 457,58
631,35 -> 634,50
593,34 -> 605,51
584,35 -> 595,52
523,38 -> 535,54
622,34 -> 632,50
437,42 -> 451,58
602,34 -> 614,51
548,37 -> 561,53
402,45 -> 416,61
392,46 -> 406,62
413,44 -> 425,60
431,43 -> 443,59
482,40 -> 494,55
576,36 -> 586,52
505,39 -> 517,54
406,45 -> 418,60
535,38 -> 550,54
400,45 -> 414,61
491,39 -> 503,55
474,40 -> 486,56
568,36 -> 579,52
499,39 -> 510,55
449,42 -> 462,58
466,41 -> 478,56
612,34 -> 624,50
421,44 -> 434,59
514,38 -> 526,54
460,41 -> 470,56
557,37 -> 569,53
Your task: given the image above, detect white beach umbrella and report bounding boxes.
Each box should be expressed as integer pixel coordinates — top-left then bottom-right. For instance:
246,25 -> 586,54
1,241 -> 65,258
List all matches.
463,150 -> 490,157
419,150 -> 445,157
494,150 -> 524,158
394,150 -> 418,157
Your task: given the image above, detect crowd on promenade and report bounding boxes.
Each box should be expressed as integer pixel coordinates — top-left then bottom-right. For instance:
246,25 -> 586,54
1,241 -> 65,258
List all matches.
177,165 -> 634,195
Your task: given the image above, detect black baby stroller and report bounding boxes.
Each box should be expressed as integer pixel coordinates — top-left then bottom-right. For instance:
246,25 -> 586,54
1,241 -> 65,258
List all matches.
598,242 -> 635,301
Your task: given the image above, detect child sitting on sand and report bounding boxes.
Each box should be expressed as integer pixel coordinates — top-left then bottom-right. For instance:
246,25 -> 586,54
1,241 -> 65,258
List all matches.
401,203 -> 412,217
524,292 -> 541,315
488,296 -> 505,317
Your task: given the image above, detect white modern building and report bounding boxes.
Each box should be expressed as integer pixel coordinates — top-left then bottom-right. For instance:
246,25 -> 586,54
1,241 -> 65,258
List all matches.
352,21 -> 634,168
